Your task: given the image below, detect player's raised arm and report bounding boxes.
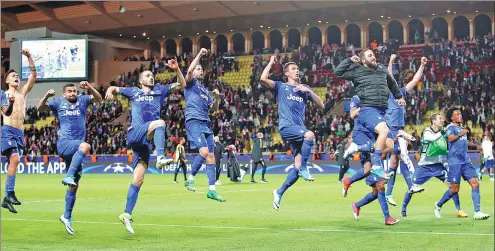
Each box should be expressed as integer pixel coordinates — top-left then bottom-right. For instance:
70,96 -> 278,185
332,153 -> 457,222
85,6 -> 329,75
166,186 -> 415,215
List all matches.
165,58 -> 186,91
186,48 -> 207,83
37,89 -> 56,111
405,57 -> 427,92
105,86 -> 121,101
19,49 -> 38,96
387,54 -> 397,75
260,56 -> 276,89
334,56 -> 359,80
386,69 -> 404,105
79,81 -> 102,102
1,92 -> 15,116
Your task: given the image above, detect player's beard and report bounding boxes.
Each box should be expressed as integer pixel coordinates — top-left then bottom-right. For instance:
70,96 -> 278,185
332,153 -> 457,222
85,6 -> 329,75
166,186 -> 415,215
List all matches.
67,96 -> 77,103
364,59 -> 377,69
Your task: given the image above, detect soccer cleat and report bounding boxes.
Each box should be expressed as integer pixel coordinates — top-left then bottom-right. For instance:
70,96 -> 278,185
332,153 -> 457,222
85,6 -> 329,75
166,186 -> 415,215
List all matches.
401,211 -> 407,218
250,180 -> 256,184
409,184 -> 425,194
342,177 -> 351,197
206,190 -> 226,202
184,180 -> 196,192
260,179 -> 268,183
490,177 -> 494,182
397,130 -> 416,141
215,180 -> 222,185
173,181 -> 178,184
434,201 -> 442,219
385,216 -> 400,225
351,203 -> 360,220
371,166 -> 389,180
343,142 -> 359,159
62,176 -> 77,187
473,211 -> 490,220
298,169 -> 315,181
456,210 -> 468,218
59,215 -> 74,235
156,156 -> 174,169
1,198 -> 17,213
272,190 -> 281,211
5,192 -> 21,205
119,213 -> 135,234
386,195 -> 397,206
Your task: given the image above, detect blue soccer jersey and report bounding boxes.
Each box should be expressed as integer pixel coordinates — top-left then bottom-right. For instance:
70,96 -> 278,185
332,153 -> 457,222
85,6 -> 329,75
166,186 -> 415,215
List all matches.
445,123 -> 470,165
274,81 -> 312,130
184,78 -> 212,122
120,84 -> 170,128
0,90 -> 8,108
48,95 -> 91,141
385,87 -> 407,127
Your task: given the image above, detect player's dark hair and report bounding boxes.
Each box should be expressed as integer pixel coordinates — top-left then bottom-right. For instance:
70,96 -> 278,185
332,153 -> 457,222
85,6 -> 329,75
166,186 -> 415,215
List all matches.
63,83 -> 76,92
446,108 -> 459,123
4,69 -> 17,80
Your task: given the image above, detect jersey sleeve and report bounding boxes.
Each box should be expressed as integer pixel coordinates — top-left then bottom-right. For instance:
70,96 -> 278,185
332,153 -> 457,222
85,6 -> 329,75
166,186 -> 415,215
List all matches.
400,87 -> 407,98
0,91 -> 8,107
159,84 -> 171,100
186,78 -> 197,89
120,87 -> 136,99
80,95 -> 92,109
273,81 -> 282,98
47,98 -> 61,114
305,85 -> 313,101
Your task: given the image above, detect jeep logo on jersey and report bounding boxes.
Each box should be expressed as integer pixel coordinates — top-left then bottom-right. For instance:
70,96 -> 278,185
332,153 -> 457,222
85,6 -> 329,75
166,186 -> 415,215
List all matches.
61,109 -> 81,116
136,95 -> 154,102
104,163 -> 133,173
287,93 -> 303,103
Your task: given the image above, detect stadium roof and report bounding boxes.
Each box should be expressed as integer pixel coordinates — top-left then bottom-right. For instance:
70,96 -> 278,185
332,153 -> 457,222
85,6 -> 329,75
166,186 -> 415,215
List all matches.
2,1 -> 493,39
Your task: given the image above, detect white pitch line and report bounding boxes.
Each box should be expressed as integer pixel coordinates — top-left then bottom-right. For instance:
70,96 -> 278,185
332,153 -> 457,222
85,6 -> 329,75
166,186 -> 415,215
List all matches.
2,218 -> 493,237
20,185 -> 333,204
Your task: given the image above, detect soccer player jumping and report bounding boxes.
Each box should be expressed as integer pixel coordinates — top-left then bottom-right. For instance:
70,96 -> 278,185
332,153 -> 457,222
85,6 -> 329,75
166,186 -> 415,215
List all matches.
434,109 -> 489,220
260,56 -> 324,211
2,49 -> 37,214
176,48 -> 226,202
38,82 -> 102,235
335,50 -> 404,179
106,64 -> 178,233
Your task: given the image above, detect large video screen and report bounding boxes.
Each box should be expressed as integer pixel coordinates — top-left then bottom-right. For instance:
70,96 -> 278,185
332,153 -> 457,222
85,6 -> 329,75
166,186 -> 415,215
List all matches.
20,38 -> 88,81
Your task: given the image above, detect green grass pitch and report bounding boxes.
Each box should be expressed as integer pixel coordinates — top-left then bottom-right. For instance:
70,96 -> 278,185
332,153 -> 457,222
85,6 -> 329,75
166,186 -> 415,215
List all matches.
1,174 -> 494,251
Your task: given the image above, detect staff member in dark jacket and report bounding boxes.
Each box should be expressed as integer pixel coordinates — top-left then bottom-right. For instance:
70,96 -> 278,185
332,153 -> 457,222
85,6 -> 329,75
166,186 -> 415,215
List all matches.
251,132 -> 268,183
336,134 -> 351,182
214,136 -> 225,185
334,49 -> 405,179
173,137 -> 188,183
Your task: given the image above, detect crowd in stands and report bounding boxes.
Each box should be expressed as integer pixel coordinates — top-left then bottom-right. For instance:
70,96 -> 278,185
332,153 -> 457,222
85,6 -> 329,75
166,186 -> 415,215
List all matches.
16,34 -> 495,155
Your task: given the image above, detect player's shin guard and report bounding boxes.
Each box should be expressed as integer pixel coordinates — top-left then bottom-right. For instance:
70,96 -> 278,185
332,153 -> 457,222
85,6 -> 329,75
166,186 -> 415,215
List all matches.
355,192 -> 377,208
190,155 -> 206,178
64,189 -> 77,219
358,141 -> 373,153
66,150 -> 85,178
386,167 -> 397,196
261,161 -> 267,180
206,164 -> 216,189
437,189 -> 455,207
452,193 -> 461,211
153,126 -> 165,156
277,168 -> 299,196
301,140 -> 313,171
124,184 -> 141,215
401,192 -> 412,212
4,175 -> 16,197
371,150 -> 383,167
472,188 -> 481,212
377,191 -> 391,220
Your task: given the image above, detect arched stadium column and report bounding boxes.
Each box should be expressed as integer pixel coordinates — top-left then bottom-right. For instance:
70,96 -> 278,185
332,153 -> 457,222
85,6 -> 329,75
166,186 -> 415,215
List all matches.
282,31 -> 288,48
338,24 -> 347,45
446,16 -> 454,41
361,22 -> 367,49
264,31 -> 269,50
322,29 -> 327,47
403,21 -> 409,45
160,41 -> 166,58
175,38 -> 182,55
382,21 -> 388,43
470,18 -> 474,39
192,38 -> 198,55
211,36 -> 217,54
